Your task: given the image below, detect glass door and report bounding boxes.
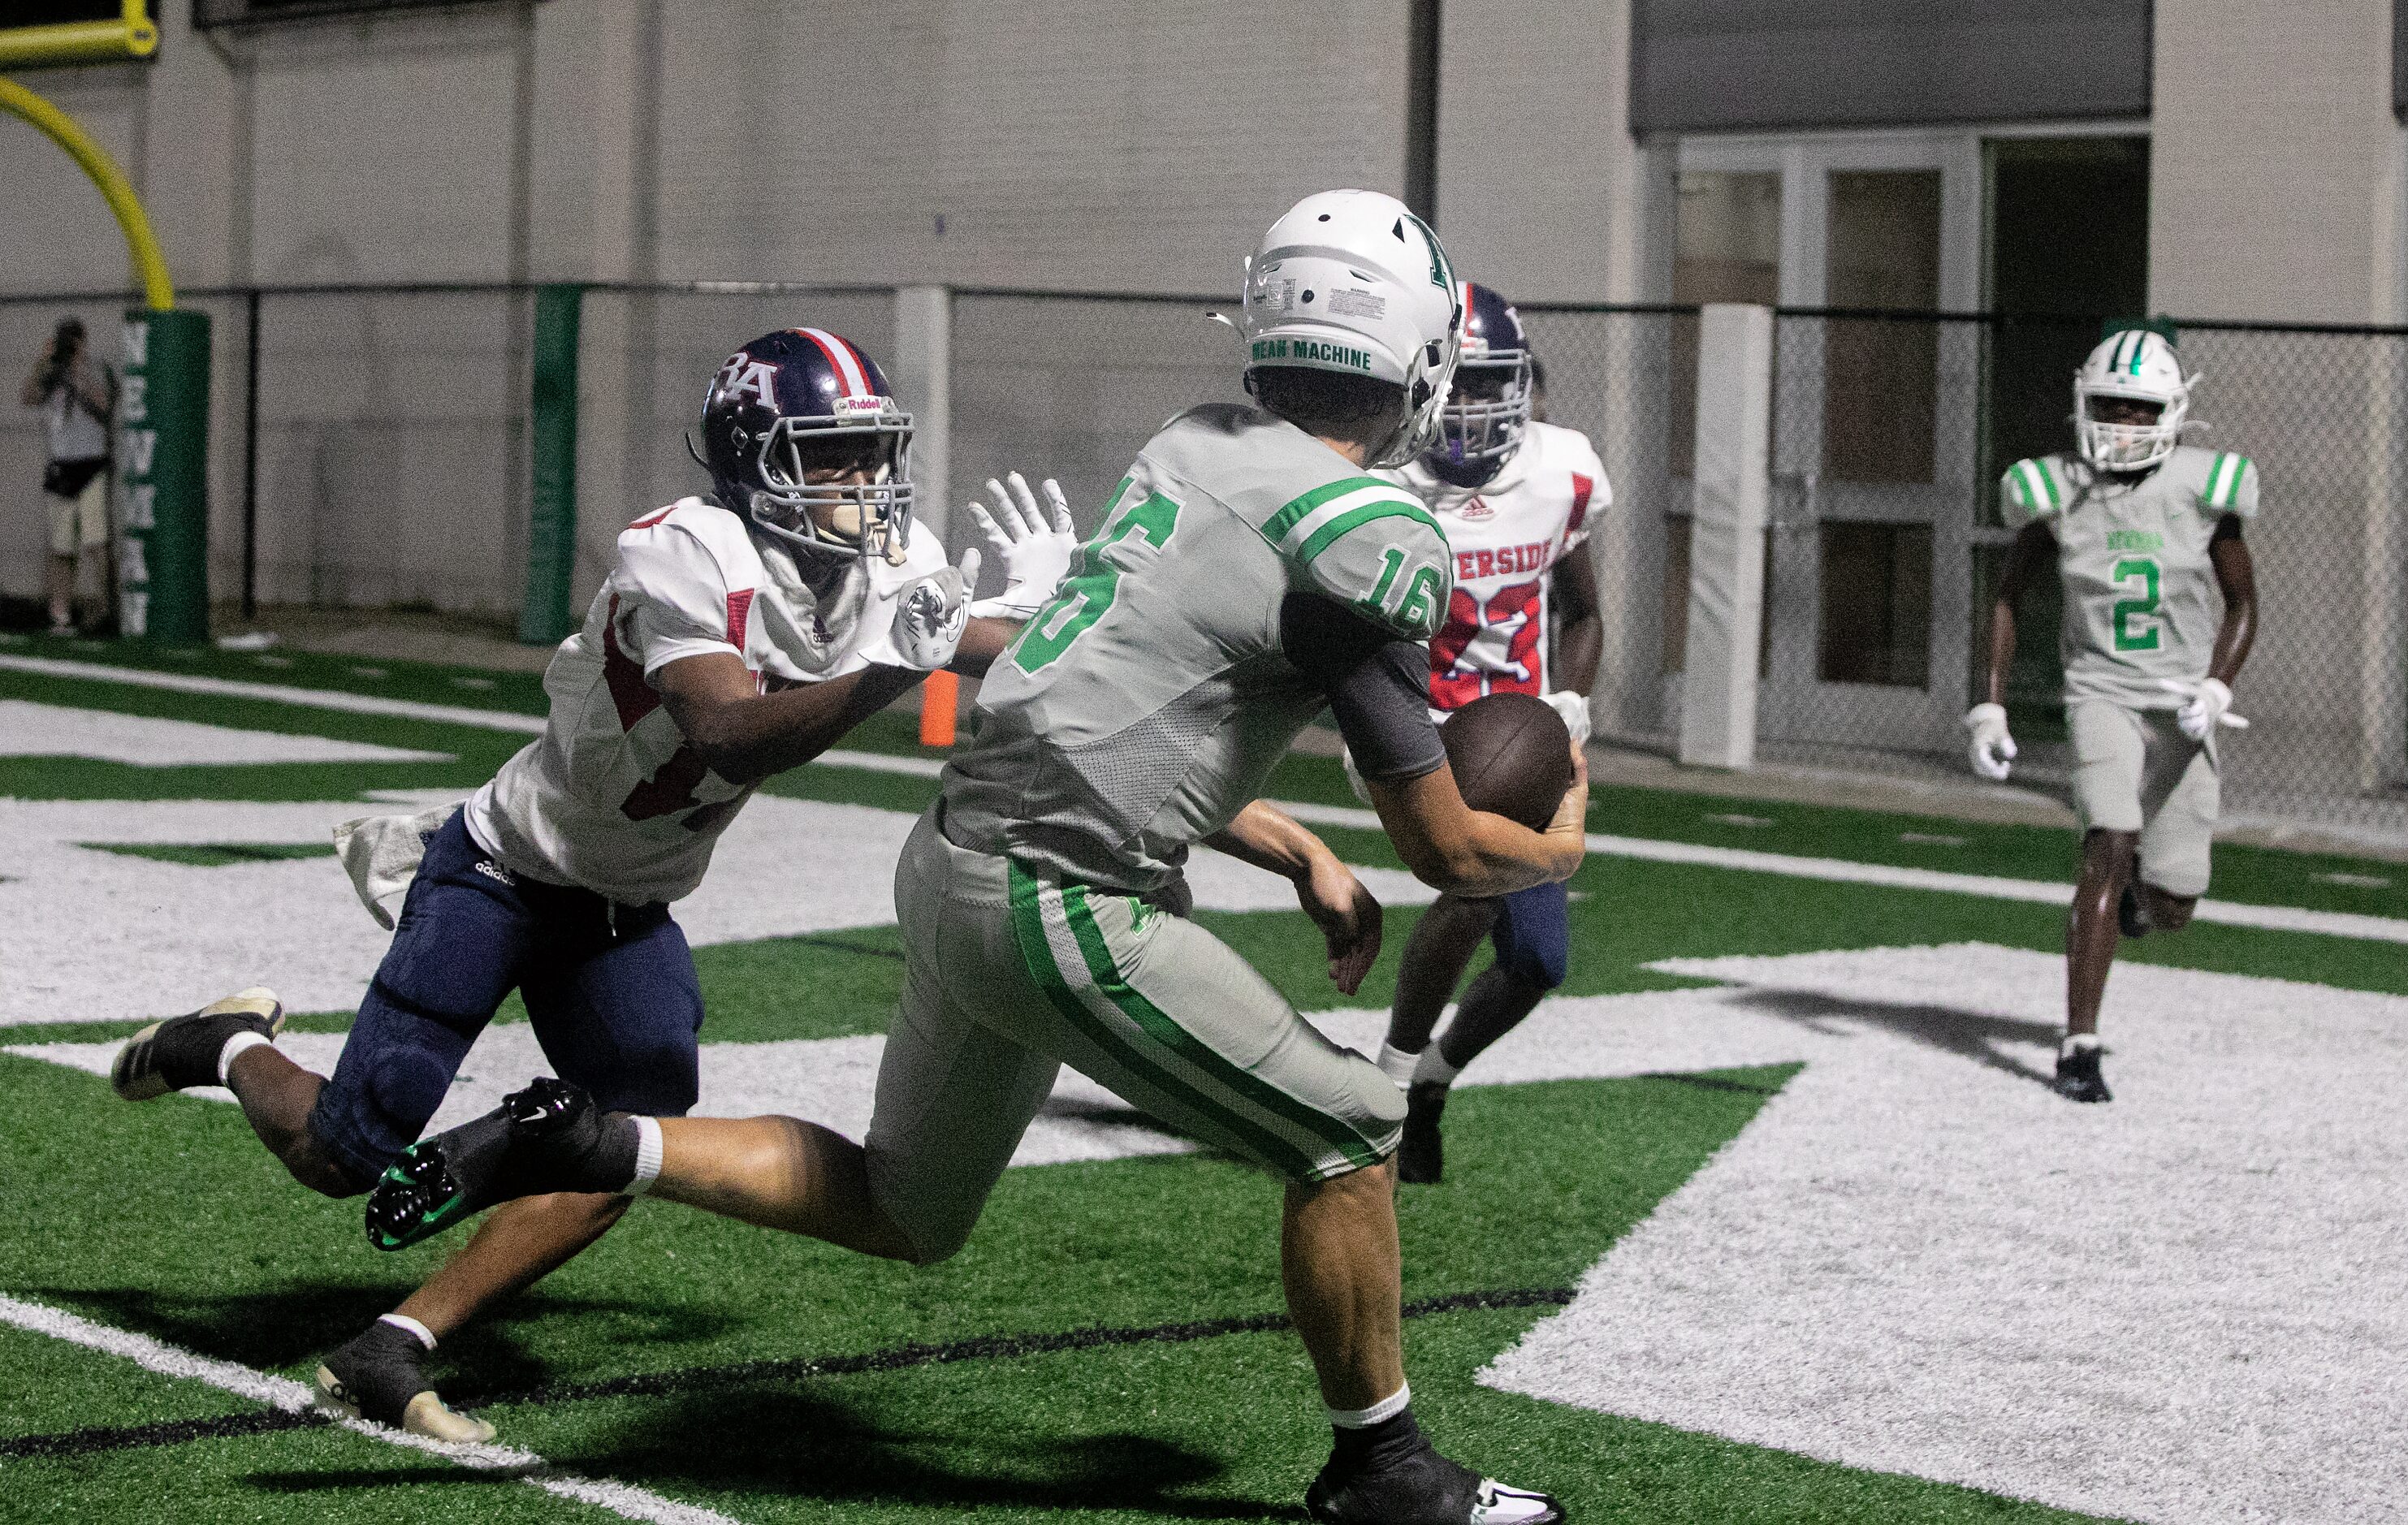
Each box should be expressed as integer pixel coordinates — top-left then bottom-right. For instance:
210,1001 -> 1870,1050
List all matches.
1671,133 -> 1983,753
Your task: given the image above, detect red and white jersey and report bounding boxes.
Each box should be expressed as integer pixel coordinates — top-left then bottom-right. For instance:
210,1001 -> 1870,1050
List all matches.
1387,421 -> 1606,714
465,496 -> 945,905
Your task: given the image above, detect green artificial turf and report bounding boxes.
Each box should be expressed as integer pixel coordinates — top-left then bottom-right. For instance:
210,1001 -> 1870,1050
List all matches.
2,649 -> 2393,1523
0,1051 -> 2108,1522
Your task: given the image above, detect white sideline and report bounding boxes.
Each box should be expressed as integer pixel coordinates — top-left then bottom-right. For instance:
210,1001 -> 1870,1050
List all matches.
6,652 -> 2403,945
0,1294 -> 742,1524
1270,799 -> 2408,946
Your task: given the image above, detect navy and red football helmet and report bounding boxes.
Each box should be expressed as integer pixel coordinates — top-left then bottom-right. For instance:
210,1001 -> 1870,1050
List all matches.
1424,281 -> 1534,487
696,328 -> 914,562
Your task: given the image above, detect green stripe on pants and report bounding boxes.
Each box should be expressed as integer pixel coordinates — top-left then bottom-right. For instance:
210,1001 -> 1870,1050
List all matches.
1057,882 -> 1385,1174
1005,862 -> 1330,1179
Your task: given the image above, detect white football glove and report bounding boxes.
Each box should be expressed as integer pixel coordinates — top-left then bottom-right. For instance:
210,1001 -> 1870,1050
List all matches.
1964,702 -> 2017,781
1543,689 -> 1593,748
966,472 -> 1078,620
889,546 -> 980,671
2158,676 -> 2248,741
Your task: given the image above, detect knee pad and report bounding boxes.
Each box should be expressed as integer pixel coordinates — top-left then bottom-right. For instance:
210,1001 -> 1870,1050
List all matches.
364,1046 -> 459,1140
1491,888 -> 1571,991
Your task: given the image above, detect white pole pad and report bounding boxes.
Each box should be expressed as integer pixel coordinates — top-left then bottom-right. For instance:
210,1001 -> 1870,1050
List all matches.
1677,302 -> 1774,770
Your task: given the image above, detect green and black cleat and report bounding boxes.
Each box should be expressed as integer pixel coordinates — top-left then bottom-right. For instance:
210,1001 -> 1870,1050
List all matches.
365,1077 -> 608,1251
110,987 -> 284,1101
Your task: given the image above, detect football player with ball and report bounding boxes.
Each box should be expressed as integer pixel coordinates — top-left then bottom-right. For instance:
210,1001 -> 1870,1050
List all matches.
1972,327 -> 2259,1103
372,190 -> 1585,1525
1367,283 -> 1606,1183
108,330 -> 1073,1440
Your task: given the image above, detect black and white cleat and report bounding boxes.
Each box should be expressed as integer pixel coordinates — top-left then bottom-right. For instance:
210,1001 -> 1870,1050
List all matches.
1308,1445 -> 1564,1524
2053,1044 -> 2113,1104
1397,1082 -> 1450,1185
110,987 -> 284,1101
314,1319 -> 496,1445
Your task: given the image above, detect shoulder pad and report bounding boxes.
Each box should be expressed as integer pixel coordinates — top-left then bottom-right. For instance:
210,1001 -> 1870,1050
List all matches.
1260,476 -> 1452,640
2000,456 -> 2070,521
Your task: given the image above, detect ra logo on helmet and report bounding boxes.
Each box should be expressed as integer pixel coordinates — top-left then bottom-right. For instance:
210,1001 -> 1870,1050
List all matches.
713,352 -> 779,408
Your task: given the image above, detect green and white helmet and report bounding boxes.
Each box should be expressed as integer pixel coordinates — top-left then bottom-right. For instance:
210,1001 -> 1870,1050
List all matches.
1240,188 -> 1463,469
2074,328 -> 2193,471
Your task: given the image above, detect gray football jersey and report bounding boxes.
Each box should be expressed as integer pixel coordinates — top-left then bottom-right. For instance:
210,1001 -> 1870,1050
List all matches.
940,404 -> 1453,892
2000,444 -> 2257,708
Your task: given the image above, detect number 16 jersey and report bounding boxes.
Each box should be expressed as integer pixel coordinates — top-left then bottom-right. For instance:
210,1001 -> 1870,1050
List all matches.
2000,443 -> 2256,710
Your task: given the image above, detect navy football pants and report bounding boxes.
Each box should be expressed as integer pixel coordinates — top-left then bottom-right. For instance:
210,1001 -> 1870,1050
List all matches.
308,810 -> 703,1185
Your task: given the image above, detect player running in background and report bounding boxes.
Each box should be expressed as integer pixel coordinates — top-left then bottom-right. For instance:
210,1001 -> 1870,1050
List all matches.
1969,327 -> 2258,1103
1369,283 -> 1604,1183
107,329 -> 1071,1440
373,190 -> 1585,1525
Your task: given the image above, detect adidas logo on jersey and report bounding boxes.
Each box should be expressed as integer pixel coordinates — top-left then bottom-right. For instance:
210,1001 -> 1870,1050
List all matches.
473,859 -> 516,888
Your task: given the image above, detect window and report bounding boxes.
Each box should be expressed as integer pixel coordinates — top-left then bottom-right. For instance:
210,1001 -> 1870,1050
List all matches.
1818,521 -> 1931,687
1822,171 -> 1941,484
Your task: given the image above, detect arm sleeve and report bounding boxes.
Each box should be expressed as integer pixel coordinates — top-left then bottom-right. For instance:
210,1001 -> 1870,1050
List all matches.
616,524 -> 745,676
1279,593 -> 1446,782
1276,484 -> 1455,642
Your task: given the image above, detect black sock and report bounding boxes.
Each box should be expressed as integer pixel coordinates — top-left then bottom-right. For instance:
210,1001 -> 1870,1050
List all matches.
577,1112 -> 642,1194
1330,1407 -> 1427,1475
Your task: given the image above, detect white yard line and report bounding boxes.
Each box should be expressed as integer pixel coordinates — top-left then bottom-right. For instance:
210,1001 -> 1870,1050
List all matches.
1272,800 -> 2408,946
9,653 -> 2405,945
0,1294 -> 742,1525
0,654 -> 547,734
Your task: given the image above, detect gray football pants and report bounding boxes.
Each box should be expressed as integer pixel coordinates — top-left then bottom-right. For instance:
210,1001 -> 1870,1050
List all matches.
863,807 -> 1404,1265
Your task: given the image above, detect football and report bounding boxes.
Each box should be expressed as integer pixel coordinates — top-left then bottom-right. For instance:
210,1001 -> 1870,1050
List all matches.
1439,692 -> 1574,830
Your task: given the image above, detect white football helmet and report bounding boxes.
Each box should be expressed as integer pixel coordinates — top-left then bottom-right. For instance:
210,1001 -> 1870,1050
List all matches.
2074,329 -> 2192,471
1239,189 -> 1463,469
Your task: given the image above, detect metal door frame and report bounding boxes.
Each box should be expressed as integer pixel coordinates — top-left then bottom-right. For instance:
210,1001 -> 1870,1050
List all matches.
1675,130 -> 1983,750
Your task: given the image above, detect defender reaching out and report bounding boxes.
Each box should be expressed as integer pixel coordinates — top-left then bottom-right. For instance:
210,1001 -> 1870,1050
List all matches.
108,330 -> 1070,1441
1970,327 -> 2258,1103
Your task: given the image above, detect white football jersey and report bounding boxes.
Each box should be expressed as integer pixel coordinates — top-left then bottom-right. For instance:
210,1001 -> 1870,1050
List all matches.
466,496 -> 945,905
1388,420 -> 1606,712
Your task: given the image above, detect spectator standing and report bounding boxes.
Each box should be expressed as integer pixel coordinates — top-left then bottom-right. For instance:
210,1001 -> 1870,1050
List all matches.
22,318 -> 115,634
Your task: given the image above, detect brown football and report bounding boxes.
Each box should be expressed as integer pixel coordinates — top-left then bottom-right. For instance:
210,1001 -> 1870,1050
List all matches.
1439,692 -> 1574,830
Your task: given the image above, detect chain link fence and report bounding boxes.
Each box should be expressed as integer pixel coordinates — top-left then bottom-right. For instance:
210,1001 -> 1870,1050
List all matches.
3,284 -> 2402,836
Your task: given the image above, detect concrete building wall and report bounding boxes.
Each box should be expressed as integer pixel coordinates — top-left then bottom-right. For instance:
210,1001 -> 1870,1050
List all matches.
2149,0 -> 2403,323
1432,0 -> 1645,303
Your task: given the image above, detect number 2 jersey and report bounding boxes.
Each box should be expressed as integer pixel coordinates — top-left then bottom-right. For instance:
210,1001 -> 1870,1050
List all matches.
1386,419 -> 1606,714
940,403 -> 1453,896
1999,444 -> 2257,710
465,496 -> 945,905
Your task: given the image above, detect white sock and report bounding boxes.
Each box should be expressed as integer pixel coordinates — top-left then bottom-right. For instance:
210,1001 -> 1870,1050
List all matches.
1327,1383 -> 1411,1429
1376,1043 -> 1420,1088
2061,1032 -> 2102,1058
625,1115 -> 664,1195
378,1312 -> 437,1351
217,1030 -> 271,1085
1411,1045 -> 1461,1087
